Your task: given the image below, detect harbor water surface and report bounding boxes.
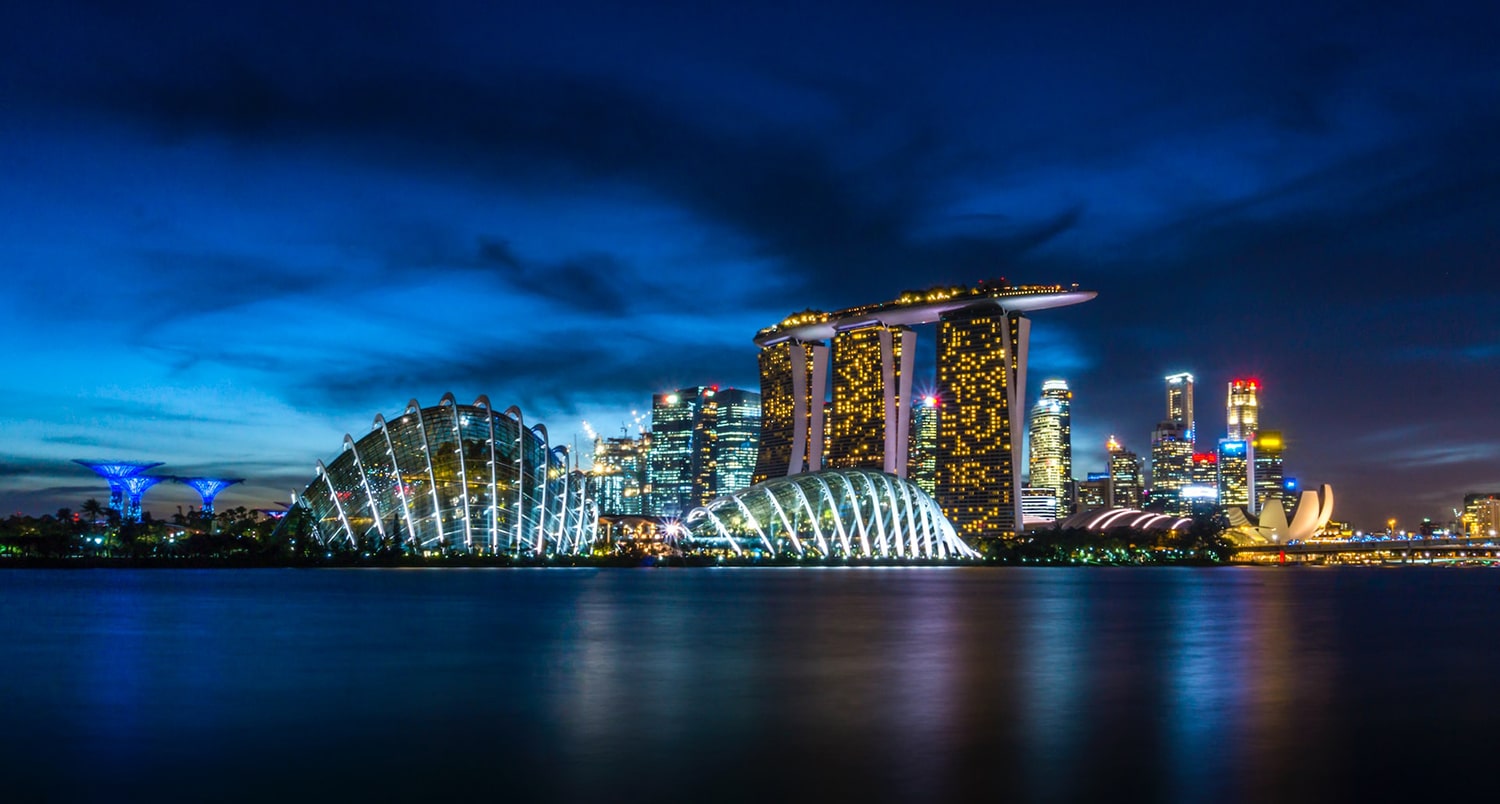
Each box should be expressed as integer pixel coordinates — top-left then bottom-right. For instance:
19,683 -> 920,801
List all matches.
2,567 -> 1495,802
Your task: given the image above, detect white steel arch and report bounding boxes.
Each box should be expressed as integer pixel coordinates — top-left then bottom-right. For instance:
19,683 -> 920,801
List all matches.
683,468 -> 973,559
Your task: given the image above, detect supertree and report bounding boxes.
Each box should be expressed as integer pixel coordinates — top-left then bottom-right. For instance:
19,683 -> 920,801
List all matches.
72,461 -> 164,517
175,477 -> 244,517
117,475 -> 165,523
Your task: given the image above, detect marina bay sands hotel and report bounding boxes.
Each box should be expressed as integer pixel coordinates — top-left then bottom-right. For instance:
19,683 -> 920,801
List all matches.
752,280 -> 1095,537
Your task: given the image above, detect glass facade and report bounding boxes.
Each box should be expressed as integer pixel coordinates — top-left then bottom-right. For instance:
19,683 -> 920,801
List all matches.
827,325 -> 912,472
648,387 -> 717,517
1252,430 -> 1285,515
1028,378 -> 1072,511
713,388 -> 762,497
1149,420 -> 1193,515
683,469 -> 974,559
1227,378 -> 1259,442
1106,437 -> 1144,509
907,394 -> 938,495
288,395 -> 596,555
753,339 -> 825,482
1165,372 -> 1195,445
936,310 -> 1028,537
591,434 -> 650,516
1217,438 -> 1253,508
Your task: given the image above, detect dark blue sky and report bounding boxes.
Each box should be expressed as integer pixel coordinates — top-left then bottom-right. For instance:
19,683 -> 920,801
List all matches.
2,1 -> 1496,528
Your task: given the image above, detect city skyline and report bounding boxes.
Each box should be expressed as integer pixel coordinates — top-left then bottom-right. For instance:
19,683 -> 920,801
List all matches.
2,2 -> 1498,528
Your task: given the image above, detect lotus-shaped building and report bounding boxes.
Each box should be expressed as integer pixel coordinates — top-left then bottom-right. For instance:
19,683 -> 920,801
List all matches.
682,468 -> 976,559
1225,484 -> 1335,545
284,394 -> 596,555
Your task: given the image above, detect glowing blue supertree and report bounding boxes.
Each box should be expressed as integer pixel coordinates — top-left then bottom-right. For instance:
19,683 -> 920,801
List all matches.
117,475 -> 165,523
176,477 -> 244,516
72,460 -> 164,517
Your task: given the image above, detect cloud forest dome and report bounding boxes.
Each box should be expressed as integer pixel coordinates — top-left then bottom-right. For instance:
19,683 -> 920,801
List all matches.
683,469 -> 976,559
283,394 -> 596,555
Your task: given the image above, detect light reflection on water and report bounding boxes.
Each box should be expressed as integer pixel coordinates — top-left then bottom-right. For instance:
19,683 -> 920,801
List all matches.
0,567 -> 1495,802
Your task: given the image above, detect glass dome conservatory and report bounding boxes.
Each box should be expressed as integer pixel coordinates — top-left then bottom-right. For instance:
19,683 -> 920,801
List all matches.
286,394 -> 596,555
682,469 -> 975,559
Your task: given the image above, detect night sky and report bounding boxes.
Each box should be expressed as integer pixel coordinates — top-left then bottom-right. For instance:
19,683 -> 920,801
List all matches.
2,1 -> 1496,528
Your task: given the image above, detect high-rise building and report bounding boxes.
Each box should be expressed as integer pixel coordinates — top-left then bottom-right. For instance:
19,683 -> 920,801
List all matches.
1077,472 -> 1110,511
827,325 -> 915,473
752,281 -> 1097,536
1227,378 -> 1260,441
1029,378 -> 1073,510
1165,372 -> 1196,445
1216,438 -> 1254,509
591,433 -> 651,516
1462,493 -> 1500,537
713,388 -> 761,497
1106,436 -> 1144,509
1190,452 -> 1218,488
936,309 -> 1030,537
1148,420 -> 1193,514
648,387 -> 718,517
1251,430 -> 1285,515
907,394 -> 939,495
752,336 -> 828,483
1021,487 -> 1059,524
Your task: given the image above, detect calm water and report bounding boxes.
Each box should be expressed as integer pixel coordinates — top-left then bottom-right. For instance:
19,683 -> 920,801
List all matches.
1,567 -> 1497,802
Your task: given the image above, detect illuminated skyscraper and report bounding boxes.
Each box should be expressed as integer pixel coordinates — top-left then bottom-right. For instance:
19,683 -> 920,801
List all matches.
648,387 -> 718,517
1216,438 -> 1254,509
1166,372 -> 1196,445
1106,436 -> 1144,509
1028,397 -> 1065,505
713,388 -> 761,496
1029,378 -> 1073,511
1251,430 -> 1285,515
591,433 -> 651,516
753,335 -> 829,482
936,309 -> 1030,536
827,325 -> 915,473
1077,472 -> 1110,511
907,394 -> 939,495
1148,420 -> 1193,514
1462,493 -> 1500,537
1227,378 -> 1260,441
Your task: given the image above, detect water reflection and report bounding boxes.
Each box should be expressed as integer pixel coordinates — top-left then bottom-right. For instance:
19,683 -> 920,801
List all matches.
0,568 -> 1490,801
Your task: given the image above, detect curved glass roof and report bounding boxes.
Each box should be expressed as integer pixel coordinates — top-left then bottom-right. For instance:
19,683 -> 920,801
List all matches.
683,468 -> 975,559
288,394 -> 596,555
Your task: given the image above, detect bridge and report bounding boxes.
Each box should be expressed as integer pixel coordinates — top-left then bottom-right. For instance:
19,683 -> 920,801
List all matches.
1235,536 -> 1500,564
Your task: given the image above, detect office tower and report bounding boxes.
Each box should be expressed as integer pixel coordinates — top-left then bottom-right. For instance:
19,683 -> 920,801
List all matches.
1227,378 -> 1260,441
1029,378 -> 1073,510
1252,430 -> 1285,515
648,387 -> 718,517
591,433 -> 651,516
1077,472 -> 1110,511
1106,436 -> 1144,509
1165,372 -> 1196,445
1191,452 -> 1218,488
1462,493 -> 1500,537
907,394 -> 939,495
1216,438 -> 1254,509
1149,420 -> 1193,514
827,325 -> 915,473
936,309 -> 1030,536
753,338 -> 828,482
712,388 -> 762,496
1020,487 -> 1059,523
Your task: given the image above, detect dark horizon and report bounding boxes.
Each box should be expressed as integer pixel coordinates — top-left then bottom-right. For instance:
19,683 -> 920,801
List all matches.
2,1 -> 1497,528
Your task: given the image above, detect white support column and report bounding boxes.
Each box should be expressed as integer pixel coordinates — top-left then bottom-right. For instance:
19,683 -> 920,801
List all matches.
317,461 -> 356,549
895,328 -> 915,477
374,415 -> 420,548
880,327 -> 898,475
1006,314 -> 1031,535
344,435 -> 388,546
475,396 -> 501,554
408,400 -> 445,549
808,343 -> 830,472
504,406 -> 526,555
789,344 -> 809,476
440,394 -> 475,551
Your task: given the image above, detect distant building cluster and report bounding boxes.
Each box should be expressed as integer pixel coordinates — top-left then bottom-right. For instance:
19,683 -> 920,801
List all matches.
1022,372 -> 1310,526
